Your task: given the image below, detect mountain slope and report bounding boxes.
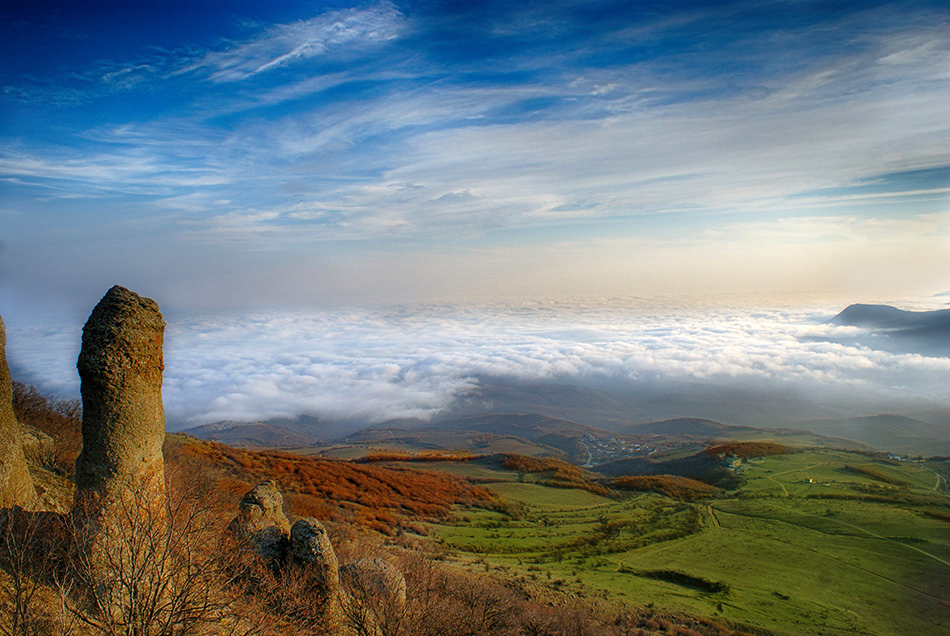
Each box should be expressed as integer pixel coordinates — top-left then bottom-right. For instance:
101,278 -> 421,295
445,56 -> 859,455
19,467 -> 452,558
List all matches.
623,417 -> 760,438
831,304 -> 950,356
183,415 -> 331,448
620,417 -> 871,450
349,413 -> 606,463
800,414 -> 950,456
832,304 -> 950,332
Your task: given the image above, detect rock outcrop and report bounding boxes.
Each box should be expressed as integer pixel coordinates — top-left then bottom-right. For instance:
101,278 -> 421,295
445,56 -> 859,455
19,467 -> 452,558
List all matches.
291,518 -> 340,591
341,557 -> 407,612
228,484 -> 395,636
290,517 -> 346,632
227,481 -> 292,566
0,316 -> 37,508
72,286 -> 167,560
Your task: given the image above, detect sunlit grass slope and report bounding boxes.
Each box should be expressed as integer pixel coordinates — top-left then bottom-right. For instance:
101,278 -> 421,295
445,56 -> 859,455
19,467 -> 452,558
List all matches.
426,449 -> 950,636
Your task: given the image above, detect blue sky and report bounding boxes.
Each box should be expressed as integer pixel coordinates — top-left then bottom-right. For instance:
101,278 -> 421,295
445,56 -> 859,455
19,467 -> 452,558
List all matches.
1,0 -> 948,314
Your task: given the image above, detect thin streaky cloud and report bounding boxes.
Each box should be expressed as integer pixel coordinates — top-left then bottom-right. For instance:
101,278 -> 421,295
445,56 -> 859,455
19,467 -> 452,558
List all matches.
182,1 -> 405,82
0,0 -> 946,311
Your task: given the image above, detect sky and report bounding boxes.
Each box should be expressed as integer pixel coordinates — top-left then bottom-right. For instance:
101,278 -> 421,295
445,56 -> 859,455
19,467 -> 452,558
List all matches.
1,0 -> 948,316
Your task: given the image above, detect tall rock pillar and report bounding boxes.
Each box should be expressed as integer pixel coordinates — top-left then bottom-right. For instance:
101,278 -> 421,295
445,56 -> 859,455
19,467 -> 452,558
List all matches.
72,286 -> 167,555
0,316 -> 37,508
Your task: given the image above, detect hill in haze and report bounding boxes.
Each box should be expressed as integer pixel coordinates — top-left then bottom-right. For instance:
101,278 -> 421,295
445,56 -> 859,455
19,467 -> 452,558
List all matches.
833,304 -> 950,332
831,304 -> 950,356
195,409 -> 879,467
800,414 -> 950,457
446,378 -> 865,429
183,415 -> 336,448
347,413 -> 602,463
619,417 -> 871,450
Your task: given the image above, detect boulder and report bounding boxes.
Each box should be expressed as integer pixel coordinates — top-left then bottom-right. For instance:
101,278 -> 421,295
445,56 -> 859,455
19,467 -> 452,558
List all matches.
290,517 -> 340,592
227,481 -> 291,566
0,316 -> 37,508
341,557 -> 407,611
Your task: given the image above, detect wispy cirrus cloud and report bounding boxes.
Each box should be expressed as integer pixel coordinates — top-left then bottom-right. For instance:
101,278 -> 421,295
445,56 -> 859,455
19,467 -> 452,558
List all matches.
0,148 -> 230,196
181,1 -> 405,82
0,1 -> 947,312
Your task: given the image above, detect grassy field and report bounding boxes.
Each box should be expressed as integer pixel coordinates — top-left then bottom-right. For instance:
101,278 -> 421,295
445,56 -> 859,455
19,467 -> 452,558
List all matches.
423,450 -> 950,636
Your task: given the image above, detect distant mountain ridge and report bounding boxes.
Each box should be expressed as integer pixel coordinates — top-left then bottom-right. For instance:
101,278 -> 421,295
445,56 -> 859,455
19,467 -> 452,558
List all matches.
831,303 -> 950,356
184,415 -> 332,448
349,413 -> 601,462
623,417 -> 760,438
187,410 -> 877,459
832,303 -> 950,335
800,414 -> 950,456
618,417 -> 870,450
446,378 -> 858,429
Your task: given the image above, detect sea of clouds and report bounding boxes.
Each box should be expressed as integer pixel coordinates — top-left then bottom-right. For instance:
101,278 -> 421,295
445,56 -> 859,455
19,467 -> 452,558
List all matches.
6,294 -> 949,429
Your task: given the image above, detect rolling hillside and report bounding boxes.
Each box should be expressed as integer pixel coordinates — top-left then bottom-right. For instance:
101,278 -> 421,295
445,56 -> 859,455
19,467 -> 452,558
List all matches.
831,304 -> 950,356
621,417 -> 871,450
800,414 -> 950,457
347,413 -> 602,463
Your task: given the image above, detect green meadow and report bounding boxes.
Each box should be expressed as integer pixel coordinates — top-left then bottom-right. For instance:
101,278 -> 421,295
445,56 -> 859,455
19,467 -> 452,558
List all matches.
428,450 -> 950,636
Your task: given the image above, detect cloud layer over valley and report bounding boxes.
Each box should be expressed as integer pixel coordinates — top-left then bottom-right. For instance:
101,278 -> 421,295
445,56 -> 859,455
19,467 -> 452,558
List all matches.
7,295 -> 949,430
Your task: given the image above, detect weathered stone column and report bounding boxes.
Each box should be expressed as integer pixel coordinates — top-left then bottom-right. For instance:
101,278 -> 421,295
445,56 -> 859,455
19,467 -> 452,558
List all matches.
0,316 -> 37,508
72,286 -> 167,559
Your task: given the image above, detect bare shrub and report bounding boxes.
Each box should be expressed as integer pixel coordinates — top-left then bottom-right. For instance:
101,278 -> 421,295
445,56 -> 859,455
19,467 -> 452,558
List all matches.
11,382 -> 82,475
0,507 -> 72,636
338,556 -> 405,636
391,556 -> 519,636
65,476 -> 230,636
218,525 -> 346,636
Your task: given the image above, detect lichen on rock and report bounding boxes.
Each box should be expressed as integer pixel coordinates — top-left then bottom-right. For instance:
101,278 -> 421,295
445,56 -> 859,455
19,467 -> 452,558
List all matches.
291,517 -> 340,592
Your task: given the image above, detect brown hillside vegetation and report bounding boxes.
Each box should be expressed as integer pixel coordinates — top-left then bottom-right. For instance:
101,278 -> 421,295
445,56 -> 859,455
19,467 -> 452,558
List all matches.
11,382 -> 82,475
357,452 -> 477,463
612,475 -> 720,501
704,441 -> 789,459
501,454 -> 585,476
500,454 -> 612,497
166,435 -> 496,534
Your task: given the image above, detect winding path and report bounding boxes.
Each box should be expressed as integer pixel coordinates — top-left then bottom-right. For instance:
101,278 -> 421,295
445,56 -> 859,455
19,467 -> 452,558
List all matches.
765,462 -> 824,497
921,463 -> 944,492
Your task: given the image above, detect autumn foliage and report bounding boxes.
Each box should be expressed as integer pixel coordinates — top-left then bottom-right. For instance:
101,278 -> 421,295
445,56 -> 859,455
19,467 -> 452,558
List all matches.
704,442 -> 789,459
847,464 -> 910,486
612,475 -> 720,501
358,452 -> 477,463
499,454 -> 612,497
164,436 -> 496,534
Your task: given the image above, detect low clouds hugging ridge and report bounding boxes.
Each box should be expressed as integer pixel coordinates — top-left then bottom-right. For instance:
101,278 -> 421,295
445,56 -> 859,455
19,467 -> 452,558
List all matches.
6,296 -> 949,429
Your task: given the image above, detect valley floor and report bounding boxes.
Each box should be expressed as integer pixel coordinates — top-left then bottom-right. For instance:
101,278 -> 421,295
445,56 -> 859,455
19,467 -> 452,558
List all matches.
421,451 -> 950,636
